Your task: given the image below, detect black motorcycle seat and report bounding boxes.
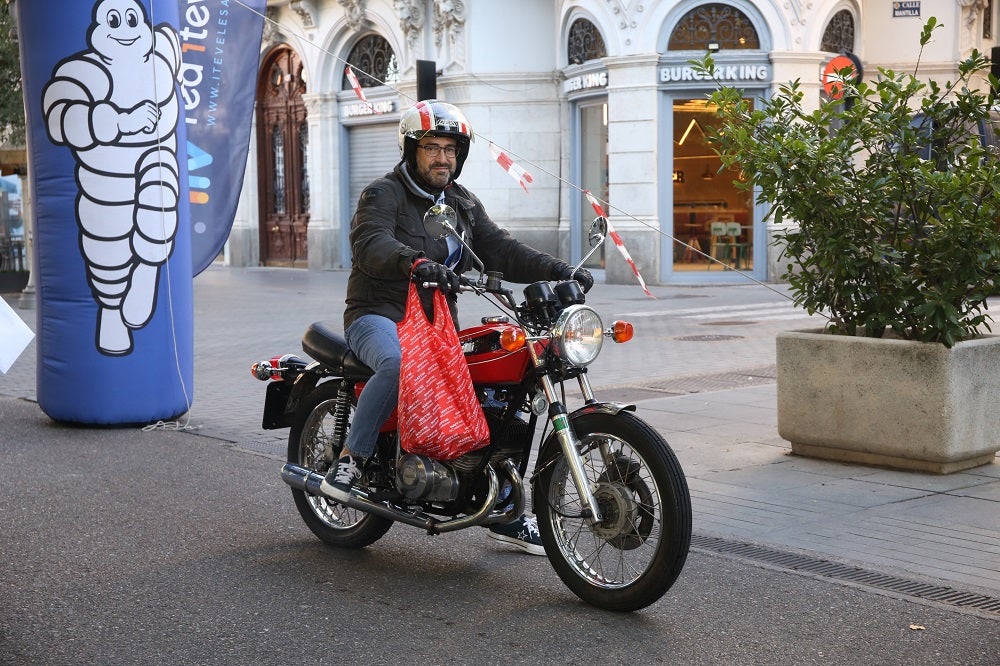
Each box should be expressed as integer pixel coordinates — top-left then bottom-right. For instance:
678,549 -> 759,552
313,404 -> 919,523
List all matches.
301,320 -> 374,380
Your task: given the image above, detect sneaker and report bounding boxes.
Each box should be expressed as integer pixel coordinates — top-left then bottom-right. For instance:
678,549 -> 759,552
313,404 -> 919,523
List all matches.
487,514 -> 545,556
320,454 -> 362,503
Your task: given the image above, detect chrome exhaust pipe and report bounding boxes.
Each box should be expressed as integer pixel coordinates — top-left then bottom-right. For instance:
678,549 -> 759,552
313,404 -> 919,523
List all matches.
280,462 -> 505,534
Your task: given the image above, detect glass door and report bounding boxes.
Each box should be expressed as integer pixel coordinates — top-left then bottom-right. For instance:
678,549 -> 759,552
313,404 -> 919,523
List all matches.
672,98 -> 753,273
578,101 -> 608,268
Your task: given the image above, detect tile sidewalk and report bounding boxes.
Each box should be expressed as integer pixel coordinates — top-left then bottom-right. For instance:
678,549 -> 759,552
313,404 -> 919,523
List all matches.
2,267 -> 998,603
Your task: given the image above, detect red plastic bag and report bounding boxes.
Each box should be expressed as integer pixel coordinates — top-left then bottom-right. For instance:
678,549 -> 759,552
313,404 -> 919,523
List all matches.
397,281 -> 490,460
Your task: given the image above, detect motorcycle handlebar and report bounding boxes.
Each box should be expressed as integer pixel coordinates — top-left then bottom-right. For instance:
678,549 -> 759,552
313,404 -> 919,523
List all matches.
418,281 -> 476,293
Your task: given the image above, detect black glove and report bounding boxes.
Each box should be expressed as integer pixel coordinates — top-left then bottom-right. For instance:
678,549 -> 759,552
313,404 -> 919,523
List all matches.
558,265 -> 594,293
412,260 -> 461,292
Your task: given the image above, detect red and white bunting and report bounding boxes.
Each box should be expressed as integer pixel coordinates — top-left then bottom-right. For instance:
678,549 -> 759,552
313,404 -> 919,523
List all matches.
584,190 -> 655,298
345,66 -> 369,104
489,142 -> 534,192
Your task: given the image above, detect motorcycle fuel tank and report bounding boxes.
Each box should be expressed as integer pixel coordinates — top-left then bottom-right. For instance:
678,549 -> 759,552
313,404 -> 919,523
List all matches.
459,323 -> 532,385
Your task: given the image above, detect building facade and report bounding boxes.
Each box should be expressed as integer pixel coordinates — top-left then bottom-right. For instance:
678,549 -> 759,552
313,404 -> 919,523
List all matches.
226,0 -> 999,285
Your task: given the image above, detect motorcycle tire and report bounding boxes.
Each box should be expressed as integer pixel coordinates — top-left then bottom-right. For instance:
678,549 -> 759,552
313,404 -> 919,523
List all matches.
533,410 -> 692,612
288,380 -> 393,548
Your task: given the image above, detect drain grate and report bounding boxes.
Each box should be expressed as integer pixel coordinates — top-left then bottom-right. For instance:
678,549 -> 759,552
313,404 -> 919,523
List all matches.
643,366 -> 776,394
691,534 -> 1000,617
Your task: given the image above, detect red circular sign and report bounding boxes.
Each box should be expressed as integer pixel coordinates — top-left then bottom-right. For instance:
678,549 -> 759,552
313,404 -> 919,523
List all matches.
823,54 -> 861,99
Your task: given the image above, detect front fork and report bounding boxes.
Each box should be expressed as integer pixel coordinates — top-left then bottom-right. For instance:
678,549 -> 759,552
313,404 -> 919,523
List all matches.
538,373 -> 603,523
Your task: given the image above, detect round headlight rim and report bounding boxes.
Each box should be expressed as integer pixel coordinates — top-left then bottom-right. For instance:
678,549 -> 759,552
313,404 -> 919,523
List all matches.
550,304 -> 604,367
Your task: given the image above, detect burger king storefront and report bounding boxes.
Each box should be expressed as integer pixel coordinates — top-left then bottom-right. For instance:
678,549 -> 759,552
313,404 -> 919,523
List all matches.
658,54 -> 772,282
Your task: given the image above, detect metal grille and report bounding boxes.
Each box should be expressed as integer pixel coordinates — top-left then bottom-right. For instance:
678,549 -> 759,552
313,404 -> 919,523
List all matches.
692,534 -> 1000,617
342,34 -> 399,89
668,3 -> 760,51
821,10 -> 855,53
567,18 -> 606,65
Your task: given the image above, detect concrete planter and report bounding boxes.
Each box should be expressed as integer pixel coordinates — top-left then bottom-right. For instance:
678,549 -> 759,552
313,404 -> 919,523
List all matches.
776,330 -> 1000,474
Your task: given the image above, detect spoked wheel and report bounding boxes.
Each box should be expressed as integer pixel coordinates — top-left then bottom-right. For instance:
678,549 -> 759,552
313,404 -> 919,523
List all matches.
534,411 -> 691,612
288,381 -> 393,548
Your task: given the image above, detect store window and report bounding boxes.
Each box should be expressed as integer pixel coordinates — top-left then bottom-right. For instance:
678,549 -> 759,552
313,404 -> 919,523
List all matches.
578,101 -> 608,268
666,5 -> 759,273
671,99 -> 753,272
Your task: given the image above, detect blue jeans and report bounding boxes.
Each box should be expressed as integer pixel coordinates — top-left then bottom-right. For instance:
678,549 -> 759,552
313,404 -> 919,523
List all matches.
342,314 -> 401,459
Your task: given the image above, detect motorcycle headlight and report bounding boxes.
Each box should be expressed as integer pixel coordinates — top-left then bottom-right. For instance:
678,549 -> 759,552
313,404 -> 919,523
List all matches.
550,305 -> 603,367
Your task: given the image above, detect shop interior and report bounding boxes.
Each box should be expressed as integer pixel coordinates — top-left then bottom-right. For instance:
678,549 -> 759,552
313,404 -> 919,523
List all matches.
672,99 -> 754,272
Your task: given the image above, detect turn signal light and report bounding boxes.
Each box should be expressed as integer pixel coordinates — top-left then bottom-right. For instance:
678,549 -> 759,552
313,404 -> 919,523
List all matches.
499,326 -> 526,351
610,320 -> 634,343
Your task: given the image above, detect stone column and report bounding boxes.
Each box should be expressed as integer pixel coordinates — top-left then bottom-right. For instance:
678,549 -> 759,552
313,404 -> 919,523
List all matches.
305,91 -> 342,270
604,54 -> 660,286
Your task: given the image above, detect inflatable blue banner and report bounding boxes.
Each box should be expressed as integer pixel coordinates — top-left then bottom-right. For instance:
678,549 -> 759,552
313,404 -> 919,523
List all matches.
180,0 -> 265,276
19,0 -> 194,424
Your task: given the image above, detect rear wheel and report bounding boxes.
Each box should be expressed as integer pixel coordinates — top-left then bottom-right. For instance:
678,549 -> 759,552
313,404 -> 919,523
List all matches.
533,411 -> 691,611
288,381 -> 393,548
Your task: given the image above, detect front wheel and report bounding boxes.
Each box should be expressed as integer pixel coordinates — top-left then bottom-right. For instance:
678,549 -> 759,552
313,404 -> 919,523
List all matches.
533,411 -> 692,612
288,380 -> 393,549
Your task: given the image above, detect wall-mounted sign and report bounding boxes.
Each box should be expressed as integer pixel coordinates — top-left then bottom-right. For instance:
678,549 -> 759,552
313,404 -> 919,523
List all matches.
659,64 -> 769,84
893,1 -> 919,17
563,71 -> 608,94
822,53 -> 863,99
341,99 -> 396,119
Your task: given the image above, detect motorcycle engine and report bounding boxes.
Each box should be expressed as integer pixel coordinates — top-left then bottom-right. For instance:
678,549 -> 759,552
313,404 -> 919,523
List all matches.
395,454 -> 460,503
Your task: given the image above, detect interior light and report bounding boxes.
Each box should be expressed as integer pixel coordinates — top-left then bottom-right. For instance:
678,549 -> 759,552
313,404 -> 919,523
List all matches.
678,118 -> 698,145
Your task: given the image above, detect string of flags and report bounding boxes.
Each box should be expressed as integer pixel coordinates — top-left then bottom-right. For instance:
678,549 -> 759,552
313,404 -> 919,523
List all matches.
345,65 -> 372,106
585,190 -> 655,298
489,142 -> 534,192
343,73 -> 650,298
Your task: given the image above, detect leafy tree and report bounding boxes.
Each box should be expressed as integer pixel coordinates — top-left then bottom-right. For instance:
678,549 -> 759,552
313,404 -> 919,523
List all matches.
0,0 -> 24,146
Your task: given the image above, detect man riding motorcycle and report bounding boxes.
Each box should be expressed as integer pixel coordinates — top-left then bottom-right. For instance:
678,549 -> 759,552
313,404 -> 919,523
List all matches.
321,99 -> 593,554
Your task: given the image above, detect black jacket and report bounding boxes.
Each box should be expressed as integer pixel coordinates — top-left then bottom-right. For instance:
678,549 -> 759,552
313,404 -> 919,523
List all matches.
344,162 -> 569,330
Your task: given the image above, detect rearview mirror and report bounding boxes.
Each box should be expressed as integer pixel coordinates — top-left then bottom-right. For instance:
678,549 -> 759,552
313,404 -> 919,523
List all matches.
422,204 -> 458,240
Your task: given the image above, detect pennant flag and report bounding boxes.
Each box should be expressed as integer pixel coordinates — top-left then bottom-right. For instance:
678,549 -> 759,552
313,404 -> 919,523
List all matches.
584,189 -> 607,218
345,65 -> 369,103
584,190 -> 655,298
182,0 -> 267,276
489,142 -> 534,192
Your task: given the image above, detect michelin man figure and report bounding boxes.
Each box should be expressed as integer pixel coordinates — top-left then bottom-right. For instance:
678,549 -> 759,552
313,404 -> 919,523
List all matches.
42,0 -> 182,356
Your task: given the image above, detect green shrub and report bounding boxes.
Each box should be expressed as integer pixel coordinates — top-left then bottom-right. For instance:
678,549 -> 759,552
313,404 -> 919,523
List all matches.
694,18 -> 1000,347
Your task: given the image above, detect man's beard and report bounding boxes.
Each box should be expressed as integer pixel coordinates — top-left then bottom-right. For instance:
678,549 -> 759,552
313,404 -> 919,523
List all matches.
418,163 -> 453,189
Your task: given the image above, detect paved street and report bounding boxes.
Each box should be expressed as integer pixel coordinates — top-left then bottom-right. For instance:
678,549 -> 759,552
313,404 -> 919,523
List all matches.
2,267 -> 999,663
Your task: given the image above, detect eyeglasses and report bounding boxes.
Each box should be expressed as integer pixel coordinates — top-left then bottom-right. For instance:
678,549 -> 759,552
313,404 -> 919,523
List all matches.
417,144 -> 458,158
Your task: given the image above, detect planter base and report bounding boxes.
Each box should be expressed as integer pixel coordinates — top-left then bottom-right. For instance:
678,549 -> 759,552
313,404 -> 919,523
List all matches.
777,330 -> 1000,474
789,442 -> 996,475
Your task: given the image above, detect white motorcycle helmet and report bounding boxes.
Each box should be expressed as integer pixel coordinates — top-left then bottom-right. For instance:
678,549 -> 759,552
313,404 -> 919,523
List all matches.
398,99 -> 475,180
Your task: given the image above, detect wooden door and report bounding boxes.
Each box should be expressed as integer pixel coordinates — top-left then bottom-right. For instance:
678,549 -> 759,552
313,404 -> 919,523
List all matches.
257,46 -> 309,267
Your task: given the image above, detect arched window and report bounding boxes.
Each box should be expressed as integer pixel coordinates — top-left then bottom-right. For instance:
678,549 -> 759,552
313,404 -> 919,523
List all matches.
341,34 -> 399,89
668,3 -> 759,51
821,10 -> 856,53
567,18 -> 607,65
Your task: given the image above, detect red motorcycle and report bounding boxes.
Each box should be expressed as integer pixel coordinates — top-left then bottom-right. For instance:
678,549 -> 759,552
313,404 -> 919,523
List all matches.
251,210 -> 691,612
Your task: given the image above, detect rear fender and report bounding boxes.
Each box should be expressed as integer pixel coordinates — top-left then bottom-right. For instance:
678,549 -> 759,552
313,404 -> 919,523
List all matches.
261,365 -> 326,430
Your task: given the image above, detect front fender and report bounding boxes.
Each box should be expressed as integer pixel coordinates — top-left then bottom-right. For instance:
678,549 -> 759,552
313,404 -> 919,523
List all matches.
570,401 -> 636,419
